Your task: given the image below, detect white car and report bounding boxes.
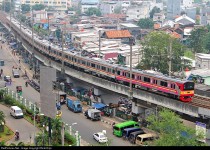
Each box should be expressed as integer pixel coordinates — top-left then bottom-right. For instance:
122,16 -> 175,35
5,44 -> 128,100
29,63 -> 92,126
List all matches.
93,132 -> 108,143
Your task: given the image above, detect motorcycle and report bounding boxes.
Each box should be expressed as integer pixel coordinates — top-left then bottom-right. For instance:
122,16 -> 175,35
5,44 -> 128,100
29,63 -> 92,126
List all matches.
15,134 -> 19,141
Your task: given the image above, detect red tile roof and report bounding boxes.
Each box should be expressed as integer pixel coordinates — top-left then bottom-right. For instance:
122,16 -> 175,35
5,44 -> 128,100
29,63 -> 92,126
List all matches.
40,19 -> 47,23
170,31 -> 181,39
154,23 -> 161,29
105,30 -> 131,39
104,13 -> 126,19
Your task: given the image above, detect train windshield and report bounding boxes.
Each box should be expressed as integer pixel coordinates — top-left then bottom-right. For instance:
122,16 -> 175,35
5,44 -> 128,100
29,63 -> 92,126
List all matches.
184,82 -> 194,90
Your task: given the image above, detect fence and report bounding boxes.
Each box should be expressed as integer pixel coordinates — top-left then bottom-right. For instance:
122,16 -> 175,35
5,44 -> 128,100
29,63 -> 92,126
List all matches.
2,87 -> 81,146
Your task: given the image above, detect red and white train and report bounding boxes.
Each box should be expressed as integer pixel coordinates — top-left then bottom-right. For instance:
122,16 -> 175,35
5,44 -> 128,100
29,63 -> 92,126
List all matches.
9,17 -> 195,102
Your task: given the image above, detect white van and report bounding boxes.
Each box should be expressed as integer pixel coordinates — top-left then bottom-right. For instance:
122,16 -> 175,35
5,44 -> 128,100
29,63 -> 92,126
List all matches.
10,106 -> 23,119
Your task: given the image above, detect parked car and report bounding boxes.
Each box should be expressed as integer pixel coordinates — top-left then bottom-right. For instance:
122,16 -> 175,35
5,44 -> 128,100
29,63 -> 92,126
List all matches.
93,132 -> 108,143
4,75 -> 11,82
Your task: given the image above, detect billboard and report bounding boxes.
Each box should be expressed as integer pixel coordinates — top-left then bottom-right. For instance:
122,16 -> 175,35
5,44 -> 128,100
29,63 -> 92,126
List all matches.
40,66 -> 57,118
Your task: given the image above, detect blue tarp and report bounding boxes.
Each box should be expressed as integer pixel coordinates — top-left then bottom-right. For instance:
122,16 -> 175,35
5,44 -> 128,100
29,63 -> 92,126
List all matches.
93,103 -> 106,110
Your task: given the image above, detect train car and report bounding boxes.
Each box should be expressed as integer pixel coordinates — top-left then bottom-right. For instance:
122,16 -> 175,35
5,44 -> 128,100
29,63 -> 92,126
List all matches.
8,17 -> 195,102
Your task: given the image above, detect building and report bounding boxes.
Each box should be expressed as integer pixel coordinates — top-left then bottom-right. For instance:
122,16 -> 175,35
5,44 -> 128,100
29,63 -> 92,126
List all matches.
153,12 -> 165,22
181,7 -> 196,21
20,0 -> 69,11
175,14 -> 195,27
81,0 -> 99,13
14,0 -> 21,11
126,1 -> 150,21
100,1 -> 116,15
181,0 -> 193,8
200,6 -> 210,25
195,53 -> 210,69
167,0 -> 181,20
188,69 -> 210,85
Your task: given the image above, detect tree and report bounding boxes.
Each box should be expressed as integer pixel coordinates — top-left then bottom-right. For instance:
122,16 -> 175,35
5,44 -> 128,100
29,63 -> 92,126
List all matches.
187,27 -> 207,54
138,31 -> 184,74
114,6 -> 122,14
204,32 -> 210,53
149,6 -> 161,19
2,2 -> 11,13
32,4 -> 45,11
0,111 -> 5,125
21,4 -> 30,13
51,118 -> 62,144
196,7 -> 200,15
146,108 -> 206,146
85,7 -> 101,16
137,18 -> 154,29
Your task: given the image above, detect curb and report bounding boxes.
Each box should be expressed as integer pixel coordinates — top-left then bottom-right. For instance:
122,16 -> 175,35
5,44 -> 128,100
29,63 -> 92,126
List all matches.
100,119 -> 113,126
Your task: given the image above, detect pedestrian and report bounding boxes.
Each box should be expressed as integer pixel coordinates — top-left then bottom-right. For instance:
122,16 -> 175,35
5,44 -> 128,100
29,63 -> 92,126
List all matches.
112,122 -> 115,129
25,81 -> 28,87
9,79 -> 11,85
19,59 -> 20,64
19,66 -> 21,70
0,69 -> 3,74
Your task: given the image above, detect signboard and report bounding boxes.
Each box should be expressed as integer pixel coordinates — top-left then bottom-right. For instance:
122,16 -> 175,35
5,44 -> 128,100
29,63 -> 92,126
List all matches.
40,66 -> 57,118
196,121 -> 206,143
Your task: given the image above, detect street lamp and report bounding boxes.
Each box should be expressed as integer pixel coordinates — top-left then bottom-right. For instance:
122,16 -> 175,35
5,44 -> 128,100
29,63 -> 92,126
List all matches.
129,37 -> 134,103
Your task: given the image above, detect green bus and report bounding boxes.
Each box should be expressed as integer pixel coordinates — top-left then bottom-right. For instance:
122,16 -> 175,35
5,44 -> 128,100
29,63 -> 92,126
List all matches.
113,121 -> 140,137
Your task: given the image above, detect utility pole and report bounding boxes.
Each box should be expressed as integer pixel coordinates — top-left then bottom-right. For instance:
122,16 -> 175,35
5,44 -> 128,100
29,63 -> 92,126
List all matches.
98,30 -> 101,58
9,0 -> 12,41
129,37 -> 133,102
61,122 -> 64,146
61,30 -> 65,79
168,37 -> 172,76
31,8 -> 35,76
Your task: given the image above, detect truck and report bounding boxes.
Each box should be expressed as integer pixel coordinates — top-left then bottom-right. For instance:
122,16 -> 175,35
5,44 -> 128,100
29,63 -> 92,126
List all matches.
66,96 -> 82,113
84,109 -> 101,121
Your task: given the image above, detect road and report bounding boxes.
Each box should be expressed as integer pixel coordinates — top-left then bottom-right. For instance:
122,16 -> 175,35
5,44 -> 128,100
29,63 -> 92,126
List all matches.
0,38 -> 133,146
0,104 -> 40,145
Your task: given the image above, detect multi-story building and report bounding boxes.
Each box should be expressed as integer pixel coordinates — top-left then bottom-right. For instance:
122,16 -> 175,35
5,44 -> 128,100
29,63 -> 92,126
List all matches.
167,0 -> 181,20
181,0 -> 193,8
100,1 -> 116,15
20,0 -> 70,11
126,1 -> 151,21
81,0 -> 99,13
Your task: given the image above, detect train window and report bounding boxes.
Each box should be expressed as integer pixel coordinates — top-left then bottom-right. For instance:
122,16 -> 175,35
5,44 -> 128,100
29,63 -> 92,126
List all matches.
78,60 -> 80,63
184,82 -> 194,90
144,77 -> 150,83
171,84 -> 175,89
69,57 -> 72,61
102,66 -> 106,71
160,81 -> 167,87
65,55 -> 68,59
59,53 -> 62,56
123,72 -> 125,76
87,62 -> 90,66
74,58 -> 77,62
132,74 -> 135,79
117,70 -> 120,75
97,65 -> 100,69
82,61 -> 86,65
153,79 -> 157,84
112,69 -> 115,74
91,63 -> 95,68
107,68 -> 110,72
127,73 -> 130,78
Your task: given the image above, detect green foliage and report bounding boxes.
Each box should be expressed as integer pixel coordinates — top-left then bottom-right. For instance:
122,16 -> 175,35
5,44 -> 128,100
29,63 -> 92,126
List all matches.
85,7 -> 101,16
51,118 -> 62,144
2,2 -> 11,12
149,6 -> 161,19
204,32 -> 210,53
0,111 -> 5,125
196,7 -> 200,15
55,28 -> 61,41
64,132 -> 76,146
137,18 -> 154,29
184,50 -> 195,59
21,4 -> 30,13
0,90 -> 4,100
32,4 -> 45,11
114,6 -> 122,14
4,95 -> 15,105
0,141 -> 5,146
188,27 -> 207,53
146,108 -> 207,146
138,31 -> 184,74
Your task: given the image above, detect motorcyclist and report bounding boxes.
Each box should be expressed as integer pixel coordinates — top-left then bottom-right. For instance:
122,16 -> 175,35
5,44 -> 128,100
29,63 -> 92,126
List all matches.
15,130 -> 19,140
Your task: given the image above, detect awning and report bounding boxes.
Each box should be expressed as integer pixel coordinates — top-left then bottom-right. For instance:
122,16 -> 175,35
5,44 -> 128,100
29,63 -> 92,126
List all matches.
93,103 -> 107,110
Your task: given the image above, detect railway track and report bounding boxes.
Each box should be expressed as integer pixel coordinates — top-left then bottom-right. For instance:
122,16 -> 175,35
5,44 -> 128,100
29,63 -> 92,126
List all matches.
190,94 -> 210,109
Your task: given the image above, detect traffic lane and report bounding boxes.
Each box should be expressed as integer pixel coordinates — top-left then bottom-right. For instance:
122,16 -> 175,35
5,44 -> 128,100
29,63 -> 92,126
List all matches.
0,43 -> 40,104
0,104 -> 40,144
61,105 -> 133,146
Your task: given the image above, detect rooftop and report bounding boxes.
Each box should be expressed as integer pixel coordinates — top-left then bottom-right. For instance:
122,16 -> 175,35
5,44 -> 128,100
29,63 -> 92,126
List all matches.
105,30 -> 131,39
191,69 -> 210,78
